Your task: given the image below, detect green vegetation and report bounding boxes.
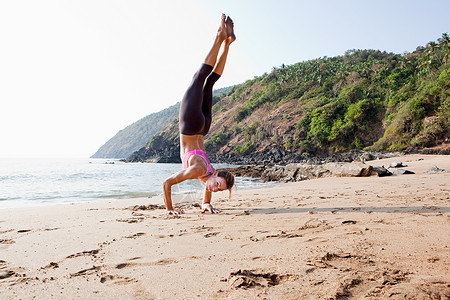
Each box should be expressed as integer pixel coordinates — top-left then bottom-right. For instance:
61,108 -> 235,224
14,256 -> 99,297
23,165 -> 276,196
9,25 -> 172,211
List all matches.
234,142 -> 255,155
126,33 -> 449,161
223,33 -> 449,154
205,132 -> 228,148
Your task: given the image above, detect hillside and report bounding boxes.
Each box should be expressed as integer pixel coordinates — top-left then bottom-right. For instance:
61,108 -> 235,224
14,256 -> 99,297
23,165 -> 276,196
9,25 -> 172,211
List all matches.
91,103 -> 179,158
126,34 -> 450,164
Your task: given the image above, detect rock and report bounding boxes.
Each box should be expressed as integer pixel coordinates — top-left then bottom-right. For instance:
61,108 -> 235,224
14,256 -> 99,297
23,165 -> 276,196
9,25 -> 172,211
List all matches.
261,165 -> 287,181
125,138 -> 401,166
389,162 -> 405,168
323,162 -> 373,177
426,166 -> 449,174
218,165 -> 266,178
358,152 -> 375,162
419,147 -> 450,155
390,169 -> 415,175
125,134 -> 181,163
371,166 -> 392,177
260,162 -> 373,182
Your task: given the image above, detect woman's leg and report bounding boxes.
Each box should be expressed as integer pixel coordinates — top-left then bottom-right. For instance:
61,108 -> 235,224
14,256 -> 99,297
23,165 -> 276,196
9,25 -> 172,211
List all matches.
201,18 -> 235,135
201,38 -> 234,135
179,14 -> 228,135
203,14 -> 228,68
179,64 -> 213,135
212,17 -> 235,76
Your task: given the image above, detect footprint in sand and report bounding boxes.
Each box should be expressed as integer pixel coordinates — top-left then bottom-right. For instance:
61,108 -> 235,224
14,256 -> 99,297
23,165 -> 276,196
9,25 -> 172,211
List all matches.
0,260 -> 16,280
128,204 -> 165,211
70,266 -> 101,277
41,262 -> 59,270
116,217 -> 144,223
204,232 -> 220,238
250,230 -> 302,242
0,238 -> 15,245
100,274 -> 137,285
114,258 -> 179,269
66,249 -> 100,259
124,232 -> 146,239
0,270 -> 17,280
114,256 -> 198,271
43,227 -> 60,231
228,269 -> 296,289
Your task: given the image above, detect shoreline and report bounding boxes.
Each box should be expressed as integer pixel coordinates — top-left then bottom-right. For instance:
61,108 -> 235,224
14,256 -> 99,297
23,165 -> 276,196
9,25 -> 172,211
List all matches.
1,152 -> 444,210
0,176 -> 275,211
0,158 -> 269,210
1,154 -> 449,299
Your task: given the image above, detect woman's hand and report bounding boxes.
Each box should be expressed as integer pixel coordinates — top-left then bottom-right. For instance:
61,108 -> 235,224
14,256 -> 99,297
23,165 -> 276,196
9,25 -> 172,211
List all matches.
166,209 -> 184,215
163,168 -> 199,214
201,203 -> 222,214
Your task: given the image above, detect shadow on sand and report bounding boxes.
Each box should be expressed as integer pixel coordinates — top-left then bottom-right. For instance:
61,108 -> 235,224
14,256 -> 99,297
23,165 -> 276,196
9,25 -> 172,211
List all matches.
244,206 -> 450,215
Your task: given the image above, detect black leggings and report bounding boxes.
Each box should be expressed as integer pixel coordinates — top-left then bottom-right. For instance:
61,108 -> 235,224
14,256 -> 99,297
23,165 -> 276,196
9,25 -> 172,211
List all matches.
179,64 -> 221,136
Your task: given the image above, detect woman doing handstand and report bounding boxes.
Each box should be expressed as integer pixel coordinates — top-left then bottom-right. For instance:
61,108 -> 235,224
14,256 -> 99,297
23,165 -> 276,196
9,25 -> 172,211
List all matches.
162,14 -> 236,215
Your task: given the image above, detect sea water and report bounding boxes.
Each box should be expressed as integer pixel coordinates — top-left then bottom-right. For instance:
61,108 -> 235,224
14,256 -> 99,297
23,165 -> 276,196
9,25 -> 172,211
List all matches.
0,158 -> 268,209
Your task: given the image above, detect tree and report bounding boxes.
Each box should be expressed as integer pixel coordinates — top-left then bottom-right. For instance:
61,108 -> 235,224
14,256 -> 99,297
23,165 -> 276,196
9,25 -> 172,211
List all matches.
427,40 -> 449,80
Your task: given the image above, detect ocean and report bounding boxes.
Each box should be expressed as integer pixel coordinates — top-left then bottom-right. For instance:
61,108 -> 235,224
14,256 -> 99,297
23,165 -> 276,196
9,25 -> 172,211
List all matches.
0,158 -> 268,209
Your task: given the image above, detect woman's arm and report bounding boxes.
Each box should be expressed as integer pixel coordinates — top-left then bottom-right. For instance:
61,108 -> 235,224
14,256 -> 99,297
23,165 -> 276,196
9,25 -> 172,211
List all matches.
201,190 -> 222,214
162,167 -> 202,214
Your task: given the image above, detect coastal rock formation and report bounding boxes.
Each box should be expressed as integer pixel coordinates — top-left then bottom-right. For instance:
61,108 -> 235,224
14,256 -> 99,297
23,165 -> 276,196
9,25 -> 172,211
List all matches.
126,134 -> 181,163
262,162 -> 374,182
220,161 -> 384,183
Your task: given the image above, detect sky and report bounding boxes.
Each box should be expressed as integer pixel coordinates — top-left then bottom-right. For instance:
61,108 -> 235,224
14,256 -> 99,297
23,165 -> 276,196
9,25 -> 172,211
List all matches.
0,0 -> 448,158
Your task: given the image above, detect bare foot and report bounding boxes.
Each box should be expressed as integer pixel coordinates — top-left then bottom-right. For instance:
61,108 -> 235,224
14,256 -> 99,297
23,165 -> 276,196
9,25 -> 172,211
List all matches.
217,13 -> 228,40
225,16 -> 236,42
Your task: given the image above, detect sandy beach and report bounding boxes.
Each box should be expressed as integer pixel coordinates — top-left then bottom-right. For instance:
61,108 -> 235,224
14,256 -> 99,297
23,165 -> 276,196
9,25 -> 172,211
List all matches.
1,154 -> 449,299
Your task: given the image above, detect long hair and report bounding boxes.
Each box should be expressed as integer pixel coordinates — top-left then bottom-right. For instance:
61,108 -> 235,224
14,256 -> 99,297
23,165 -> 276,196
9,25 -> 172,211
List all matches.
217,170 -> 235,199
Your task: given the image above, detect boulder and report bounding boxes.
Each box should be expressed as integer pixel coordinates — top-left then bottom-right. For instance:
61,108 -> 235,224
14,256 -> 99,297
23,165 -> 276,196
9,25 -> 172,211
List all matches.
261,165 -> 287,181
426,166 -> 449,174
322,162 -> 373,177
261,162 -> 373,182
389,162 -> 406,168
371,166 -> 392,177
390,169 -> 415,175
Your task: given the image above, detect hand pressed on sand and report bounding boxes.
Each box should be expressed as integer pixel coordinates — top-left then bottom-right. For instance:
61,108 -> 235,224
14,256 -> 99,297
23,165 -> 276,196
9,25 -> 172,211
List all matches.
201,203 -> 222,214
167,209 -> 184,215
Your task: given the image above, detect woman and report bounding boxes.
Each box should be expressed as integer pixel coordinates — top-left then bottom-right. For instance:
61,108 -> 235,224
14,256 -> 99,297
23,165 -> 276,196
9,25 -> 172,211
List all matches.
163,14 -> 236,215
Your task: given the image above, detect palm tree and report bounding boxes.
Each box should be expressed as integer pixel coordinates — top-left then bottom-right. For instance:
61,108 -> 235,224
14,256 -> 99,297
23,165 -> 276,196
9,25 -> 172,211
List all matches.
418,52 -> 433,78
439,33 -> 450,65
427,40 -> 449,80
398,56 -> 410,71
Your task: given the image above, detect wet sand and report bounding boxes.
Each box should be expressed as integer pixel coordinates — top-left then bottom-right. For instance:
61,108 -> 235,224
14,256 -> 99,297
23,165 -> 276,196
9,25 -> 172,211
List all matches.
0,154 -> 449,299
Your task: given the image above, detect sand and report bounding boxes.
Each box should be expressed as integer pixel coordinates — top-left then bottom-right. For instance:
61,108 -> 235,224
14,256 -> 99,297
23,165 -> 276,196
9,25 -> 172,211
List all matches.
0,154 -> 449,299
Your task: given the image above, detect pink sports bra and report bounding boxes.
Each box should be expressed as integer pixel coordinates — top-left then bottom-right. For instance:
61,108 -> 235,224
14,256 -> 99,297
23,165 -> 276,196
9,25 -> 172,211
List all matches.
182,149 -> 213,174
